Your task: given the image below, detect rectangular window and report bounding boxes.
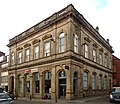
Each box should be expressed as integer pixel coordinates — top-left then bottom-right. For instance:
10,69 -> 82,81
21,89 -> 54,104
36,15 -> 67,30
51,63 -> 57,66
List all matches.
74,34 -> 78,53
11,53 -> 15,65
93,49 -> 96,62
99,54 -> 102,65
83,72 -> 88,89
104,57 -> 107,67
84,44 -> 88,58
59,34 -> 65,53
34,46 -> 39,59
25,49 -> 30,62
44,42 -> 50,57
92,74 -> 96,90
18,52 -> 22,64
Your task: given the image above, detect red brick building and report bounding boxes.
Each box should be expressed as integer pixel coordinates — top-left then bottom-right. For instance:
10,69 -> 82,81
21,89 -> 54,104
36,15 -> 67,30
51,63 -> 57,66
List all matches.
113,55 -> 120,86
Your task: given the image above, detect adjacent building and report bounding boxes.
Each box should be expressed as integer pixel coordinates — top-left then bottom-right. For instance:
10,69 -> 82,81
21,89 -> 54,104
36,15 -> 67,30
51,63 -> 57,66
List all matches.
112,55 -> 120,87
0,51 -> 5,85
0,55 -> 9,91
7,4 -> 114,100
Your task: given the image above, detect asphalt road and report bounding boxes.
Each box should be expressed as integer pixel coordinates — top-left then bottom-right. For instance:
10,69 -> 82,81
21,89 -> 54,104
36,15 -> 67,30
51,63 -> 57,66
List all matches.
13,96 -> 119,104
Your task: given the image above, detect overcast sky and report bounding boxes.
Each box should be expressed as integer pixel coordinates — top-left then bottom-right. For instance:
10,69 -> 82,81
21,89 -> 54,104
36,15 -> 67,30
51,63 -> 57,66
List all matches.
0,0 -> 120,58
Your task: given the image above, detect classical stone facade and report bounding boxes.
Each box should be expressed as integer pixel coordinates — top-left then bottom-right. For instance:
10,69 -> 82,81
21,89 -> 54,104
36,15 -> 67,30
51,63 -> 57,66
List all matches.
7,4 -> 114,100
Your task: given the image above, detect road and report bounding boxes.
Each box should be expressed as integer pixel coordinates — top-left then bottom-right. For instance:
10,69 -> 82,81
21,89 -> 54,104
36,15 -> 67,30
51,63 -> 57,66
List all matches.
13,96 -> 119,104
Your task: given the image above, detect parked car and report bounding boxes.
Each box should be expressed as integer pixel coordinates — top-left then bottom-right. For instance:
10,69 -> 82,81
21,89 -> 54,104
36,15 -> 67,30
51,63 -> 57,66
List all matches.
0,93 -> 13,104
110,87 -> 120,103
8,92 -> 14,100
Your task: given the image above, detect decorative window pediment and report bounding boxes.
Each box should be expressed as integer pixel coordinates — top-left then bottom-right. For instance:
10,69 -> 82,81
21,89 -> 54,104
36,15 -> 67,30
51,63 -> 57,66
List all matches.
24,43 -> 31,48
84,37 -> 91,43
17,47 -> 23,51
99,48 -> 103,52
104,52 -> 108,56
32,39 -> 40,44
93,43 -> 98,48
42,34 -> 52,40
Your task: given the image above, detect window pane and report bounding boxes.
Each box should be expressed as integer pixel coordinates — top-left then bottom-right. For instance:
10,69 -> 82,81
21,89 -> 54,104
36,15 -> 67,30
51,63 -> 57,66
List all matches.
44,42 -> 50,56
59,33 -> 65,53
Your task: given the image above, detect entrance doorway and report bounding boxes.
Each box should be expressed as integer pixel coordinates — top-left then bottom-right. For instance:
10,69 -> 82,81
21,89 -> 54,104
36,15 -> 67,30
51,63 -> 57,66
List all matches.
58,70 -> 66,99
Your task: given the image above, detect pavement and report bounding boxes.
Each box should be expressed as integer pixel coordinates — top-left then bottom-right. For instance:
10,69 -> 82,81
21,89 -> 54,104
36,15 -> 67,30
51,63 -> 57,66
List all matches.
16,95 -> 109,104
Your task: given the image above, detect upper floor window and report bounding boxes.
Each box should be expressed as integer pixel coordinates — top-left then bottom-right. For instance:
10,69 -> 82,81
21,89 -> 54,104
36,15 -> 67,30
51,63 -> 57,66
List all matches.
18,51 -> 22,64
11,53 -> 15,65
104,57 -> 107,67
99,53 -> 103,65
59,32 -> 65,53
93,49 -> 97,62
34,46 -> 39,59
83,72 -> 88,89
84,44 -> 88,58
74,34 -> 78,53
25,49 -> 30,62
44,41 -> 50,57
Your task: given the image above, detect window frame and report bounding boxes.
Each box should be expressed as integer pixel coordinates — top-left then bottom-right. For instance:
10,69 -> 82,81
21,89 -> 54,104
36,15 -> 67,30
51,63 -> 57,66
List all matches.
84,44 -> 88,58
34,45 -> 39,59
18,51 -> 22,64
59,32 -> 65,53
44,41 -> 50,57
74,34 -> 78,53
83,71 -> 88,90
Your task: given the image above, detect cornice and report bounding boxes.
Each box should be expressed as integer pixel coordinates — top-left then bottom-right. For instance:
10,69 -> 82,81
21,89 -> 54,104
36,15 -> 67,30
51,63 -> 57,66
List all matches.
7,4 -> 114,53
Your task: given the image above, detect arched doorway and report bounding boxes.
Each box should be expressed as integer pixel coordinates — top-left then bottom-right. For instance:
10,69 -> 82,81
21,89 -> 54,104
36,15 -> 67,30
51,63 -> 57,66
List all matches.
33,72 -> 40,94
9,76 -> 14,93
44,72 -> 51,96
25,73 -> 30,97
58,70 -> 66,99
73,72 -> 78,96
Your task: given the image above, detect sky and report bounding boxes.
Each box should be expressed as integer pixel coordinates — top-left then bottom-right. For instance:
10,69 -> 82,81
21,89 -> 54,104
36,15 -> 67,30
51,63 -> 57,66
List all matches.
0,0 -> 120,58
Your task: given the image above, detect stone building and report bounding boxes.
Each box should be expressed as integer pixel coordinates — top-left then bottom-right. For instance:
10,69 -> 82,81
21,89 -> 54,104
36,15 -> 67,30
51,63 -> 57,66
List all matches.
112,55 -> 120,87
0,55 -> 9,92
7,4 -> 114,100
0,51 -> 5,85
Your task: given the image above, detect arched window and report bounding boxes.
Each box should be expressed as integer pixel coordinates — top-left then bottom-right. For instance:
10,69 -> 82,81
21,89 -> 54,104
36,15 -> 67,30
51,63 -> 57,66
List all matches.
59,32 -> 65,53
92,74 -> 96,90
44,72 -> 51,94
104,76 -> 107,90
33,72 -> 39,93
98,75 -> 102,90
26,74 -> 30,92
18,75 -> 22,93
73,72 -> 78,95
83,72 -> 88,89
74,34 -> 78,53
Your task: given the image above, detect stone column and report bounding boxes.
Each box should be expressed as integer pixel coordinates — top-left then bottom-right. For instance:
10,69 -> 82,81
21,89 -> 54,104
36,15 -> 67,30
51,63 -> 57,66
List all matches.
51,66 -> 56,100
66,64 -> 73,100
8,76 -> 12,92
39,73 -> 43,98
21,75 -> 25,97
30,74 -> 33,97
14,74 -> 18,97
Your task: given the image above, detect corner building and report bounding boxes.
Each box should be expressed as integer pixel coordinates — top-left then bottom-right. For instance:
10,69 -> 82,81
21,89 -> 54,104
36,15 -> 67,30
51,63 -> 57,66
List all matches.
7,4 -> 114,100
